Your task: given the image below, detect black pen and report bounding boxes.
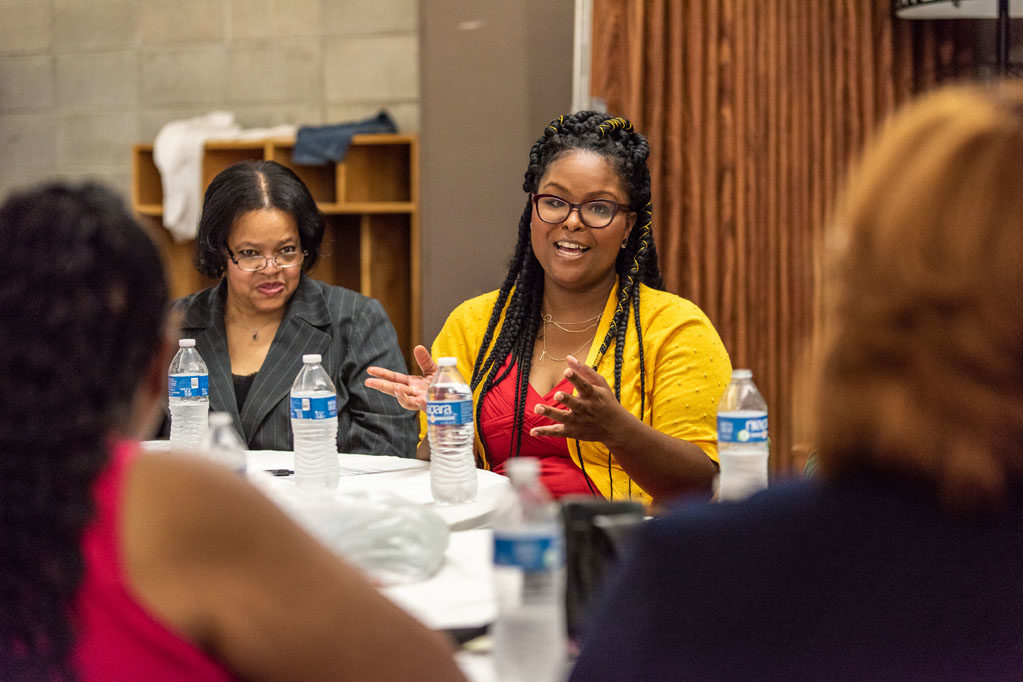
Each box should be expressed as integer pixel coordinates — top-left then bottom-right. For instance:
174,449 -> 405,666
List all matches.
265,468 -> 294,477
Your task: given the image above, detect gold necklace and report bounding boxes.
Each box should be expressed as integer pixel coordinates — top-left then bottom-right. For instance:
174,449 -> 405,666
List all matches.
538,313 -> 600,363
228,318 -> 276,341
540,337 -> 594,363
540,311 -> 602,334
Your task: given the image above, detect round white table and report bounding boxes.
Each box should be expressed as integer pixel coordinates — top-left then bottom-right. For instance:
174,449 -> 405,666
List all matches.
141,443 -> 542,682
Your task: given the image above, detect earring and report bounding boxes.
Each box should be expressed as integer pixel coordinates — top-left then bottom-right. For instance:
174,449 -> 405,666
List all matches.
620,238 -> 628,248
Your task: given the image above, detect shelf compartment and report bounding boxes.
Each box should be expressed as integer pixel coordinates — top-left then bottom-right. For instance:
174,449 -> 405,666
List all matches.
267,142 -> 338,204
310,215 -> 361,294
132,146 -> 163,207
340,142 -> 412,204
201,144 -> 265,189
361,213 -> 412,362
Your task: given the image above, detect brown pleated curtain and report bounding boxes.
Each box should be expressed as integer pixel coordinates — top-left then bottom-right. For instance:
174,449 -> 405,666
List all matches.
590,0 -> 978,474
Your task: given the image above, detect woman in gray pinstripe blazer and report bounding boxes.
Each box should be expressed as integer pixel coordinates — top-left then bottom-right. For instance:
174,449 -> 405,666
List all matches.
174,161 -> 416,457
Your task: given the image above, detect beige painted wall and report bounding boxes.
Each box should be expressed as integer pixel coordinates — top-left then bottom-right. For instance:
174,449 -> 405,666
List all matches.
0,0 -> 420,202
418,0 -> 574,341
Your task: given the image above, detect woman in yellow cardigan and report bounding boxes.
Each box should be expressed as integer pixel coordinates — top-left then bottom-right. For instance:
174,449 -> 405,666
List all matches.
368,112 -> 731,505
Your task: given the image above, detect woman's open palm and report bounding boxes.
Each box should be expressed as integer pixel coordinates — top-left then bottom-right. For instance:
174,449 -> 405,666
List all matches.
365,345 -> 438,412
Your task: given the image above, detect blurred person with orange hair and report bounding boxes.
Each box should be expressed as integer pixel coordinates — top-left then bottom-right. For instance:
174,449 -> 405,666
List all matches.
570,83 -> 1023,681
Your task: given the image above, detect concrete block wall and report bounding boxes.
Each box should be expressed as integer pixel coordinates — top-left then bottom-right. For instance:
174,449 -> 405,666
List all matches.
0,0 -> 419,202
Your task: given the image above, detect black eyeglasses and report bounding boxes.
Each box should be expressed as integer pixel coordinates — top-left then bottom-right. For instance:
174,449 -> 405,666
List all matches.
227,247 -> 307,272
531,193 -> 632,229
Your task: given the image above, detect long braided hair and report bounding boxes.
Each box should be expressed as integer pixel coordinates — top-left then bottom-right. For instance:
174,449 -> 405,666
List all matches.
0,183 -> 169,679
469,112 -> 664,494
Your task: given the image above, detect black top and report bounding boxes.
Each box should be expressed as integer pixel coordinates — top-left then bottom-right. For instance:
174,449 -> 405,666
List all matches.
232,372 -> 256,413
570,472 -> 1023,681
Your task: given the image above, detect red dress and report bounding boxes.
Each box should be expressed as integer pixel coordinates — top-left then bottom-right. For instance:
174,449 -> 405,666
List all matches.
480,363 -> 596,498
74,441 -> 235,681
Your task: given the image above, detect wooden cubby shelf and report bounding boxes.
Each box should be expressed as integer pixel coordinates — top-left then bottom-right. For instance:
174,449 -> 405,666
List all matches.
131,133 -> 420,367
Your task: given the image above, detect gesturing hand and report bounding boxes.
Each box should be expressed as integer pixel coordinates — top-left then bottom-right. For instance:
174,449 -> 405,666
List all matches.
529,355 -> 631,446
365,345 -> 439,412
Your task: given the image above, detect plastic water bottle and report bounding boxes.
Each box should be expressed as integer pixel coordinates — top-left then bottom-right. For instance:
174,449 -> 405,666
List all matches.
426,357 -> 477,504
168,338 -> 209,449
716,368 -> 769,501
290,354 -> 339,491
492,457 -> 566,682
199,412 -> 247,475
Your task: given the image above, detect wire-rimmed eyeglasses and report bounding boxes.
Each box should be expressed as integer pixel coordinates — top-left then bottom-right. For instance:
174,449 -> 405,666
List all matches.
531,193 -> 632,229
227,247 -> 307,272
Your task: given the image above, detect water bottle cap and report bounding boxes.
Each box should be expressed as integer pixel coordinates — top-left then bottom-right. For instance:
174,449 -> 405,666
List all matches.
506,456 -> 540,483
302,354 -> 322,364
437,357 -> 457,367
731,369 -> 753,380
209,412 -> 233,426
179,338 -> 196,347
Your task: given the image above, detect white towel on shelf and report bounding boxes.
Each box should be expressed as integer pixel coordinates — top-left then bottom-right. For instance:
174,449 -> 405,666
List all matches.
153,112 -> 297,242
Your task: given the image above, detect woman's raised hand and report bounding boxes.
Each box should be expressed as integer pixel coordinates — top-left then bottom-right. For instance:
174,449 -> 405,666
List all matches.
365,345 -> 438,412
528,355 -> 631,445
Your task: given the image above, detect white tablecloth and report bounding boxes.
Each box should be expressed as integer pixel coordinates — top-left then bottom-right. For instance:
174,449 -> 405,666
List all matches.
245,450 -> 511,531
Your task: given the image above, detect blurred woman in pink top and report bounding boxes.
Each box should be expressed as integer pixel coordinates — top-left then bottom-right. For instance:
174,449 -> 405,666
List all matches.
0,182 -> 467,682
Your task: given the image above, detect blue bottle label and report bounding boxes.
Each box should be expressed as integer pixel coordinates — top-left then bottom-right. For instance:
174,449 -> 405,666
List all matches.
717,413 -> 768,443
168,374 -> 209,398
493,534 -> 563,571
290,395 -> 338,419
426,399 -> 473,426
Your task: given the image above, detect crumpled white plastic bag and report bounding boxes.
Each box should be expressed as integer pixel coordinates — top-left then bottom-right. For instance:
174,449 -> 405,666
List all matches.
250,473 -> 449,586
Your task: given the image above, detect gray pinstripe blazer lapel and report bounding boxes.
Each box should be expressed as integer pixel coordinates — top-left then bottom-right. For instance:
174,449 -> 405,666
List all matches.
239,276 -> 331,440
